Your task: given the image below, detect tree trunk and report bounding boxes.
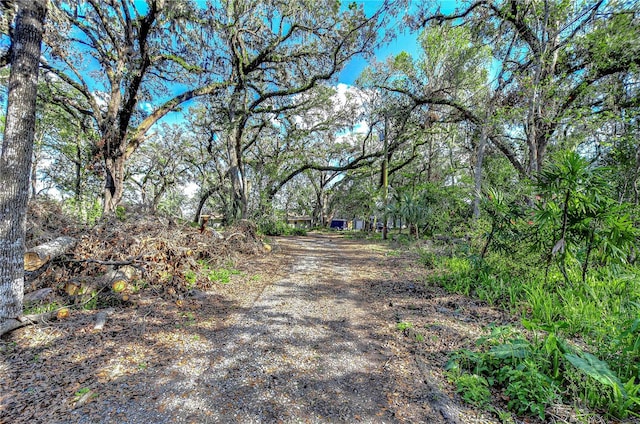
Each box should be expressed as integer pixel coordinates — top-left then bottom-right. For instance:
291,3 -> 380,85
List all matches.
473,123 -> 489,220
0,0 -> 46,321
225,116 -> 248,222
193,186 -> 216,223
150,182 -> 167,214
74,143 -> 82,202
228,164 -> 246,220
103,155 -> 126,215
30,133 -> 43,199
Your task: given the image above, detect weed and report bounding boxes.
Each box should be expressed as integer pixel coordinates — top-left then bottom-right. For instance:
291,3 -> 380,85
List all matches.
115,205 -> 126,221
418,250 -> 438,268
74,387 -> 90,397
396,321 -> 413,331
24,301 -> 60,315
452,373 -> 492,407
499,361 -> 559,419
207,267 -> 241,284
490,407 -> 515,424
176,312 -> 196,328
184,270 -> 197,289
447,321 -> 640,420
131,279 -> 147,293
83,291 -> 99,310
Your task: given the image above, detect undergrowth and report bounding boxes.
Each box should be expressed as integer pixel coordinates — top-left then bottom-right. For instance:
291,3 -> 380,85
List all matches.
424,244 -> 640,420
419,153 -> 640,420
257,217 -> 307,236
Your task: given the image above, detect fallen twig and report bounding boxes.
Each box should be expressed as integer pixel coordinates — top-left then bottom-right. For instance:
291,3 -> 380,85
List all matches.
61,257 -> 145,267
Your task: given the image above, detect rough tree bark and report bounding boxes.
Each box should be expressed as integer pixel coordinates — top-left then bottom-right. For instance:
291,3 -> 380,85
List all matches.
0,0 -> 47,321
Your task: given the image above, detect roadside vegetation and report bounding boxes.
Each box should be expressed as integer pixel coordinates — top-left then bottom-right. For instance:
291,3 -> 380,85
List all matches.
407,151 -> 640,421
1,0 -> 639,422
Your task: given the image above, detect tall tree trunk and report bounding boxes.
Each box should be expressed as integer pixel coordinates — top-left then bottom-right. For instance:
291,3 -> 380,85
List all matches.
381,117 -> 389,240
0,0 -> 46,320
193,186 -> 218,223
151,184 -> 166,214
226,125 -> 247,222
473,123 -> 490,220
30,133 -> 42,199
74,142 -> 82,202
103,155 -> 126,215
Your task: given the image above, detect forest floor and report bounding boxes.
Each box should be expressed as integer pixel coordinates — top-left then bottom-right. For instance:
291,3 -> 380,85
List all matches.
2,232 -> 527,423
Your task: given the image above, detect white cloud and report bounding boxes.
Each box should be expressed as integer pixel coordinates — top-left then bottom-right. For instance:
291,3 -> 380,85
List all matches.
353,121 -> 370,134
140,102 -> 153,114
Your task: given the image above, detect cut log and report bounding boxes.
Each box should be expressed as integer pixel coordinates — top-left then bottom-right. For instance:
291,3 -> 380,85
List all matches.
24,236 -> 76,271
93,308 -> 114,331
64,265 -> 141,303
0,311 -> 57,337
104,265 -> 139,284
23,288 -> 53,304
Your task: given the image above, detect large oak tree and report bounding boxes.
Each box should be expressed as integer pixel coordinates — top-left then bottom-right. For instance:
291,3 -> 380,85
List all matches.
42,0 -> 227,214
0,0 -> 47,320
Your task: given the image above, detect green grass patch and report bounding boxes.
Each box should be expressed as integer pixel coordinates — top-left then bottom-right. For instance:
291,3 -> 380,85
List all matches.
424,244 -> 640,419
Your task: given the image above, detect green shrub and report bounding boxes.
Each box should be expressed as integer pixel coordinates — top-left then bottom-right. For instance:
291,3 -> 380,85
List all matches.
454,373 -> 492,407
258,218 -> 289,236
258,217 -> 307,236
499,362 -> 559,419
447,323 -> 640,420
289,227 -> 307,236
115,205 -> 126,221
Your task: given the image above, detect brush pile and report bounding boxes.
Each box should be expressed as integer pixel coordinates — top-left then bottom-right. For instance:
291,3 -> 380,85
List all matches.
23,202 -> 267,311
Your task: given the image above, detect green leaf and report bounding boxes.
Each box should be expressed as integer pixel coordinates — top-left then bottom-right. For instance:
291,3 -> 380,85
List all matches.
564,352 -> 624,392
489,340 -> 531,359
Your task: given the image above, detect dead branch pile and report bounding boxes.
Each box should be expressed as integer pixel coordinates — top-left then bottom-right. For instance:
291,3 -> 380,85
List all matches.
26,200 -> 84,246
25,212 -> 266,309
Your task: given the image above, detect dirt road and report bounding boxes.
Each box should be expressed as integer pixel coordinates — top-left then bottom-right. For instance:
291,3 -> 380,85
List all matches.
2,233 -> 507,423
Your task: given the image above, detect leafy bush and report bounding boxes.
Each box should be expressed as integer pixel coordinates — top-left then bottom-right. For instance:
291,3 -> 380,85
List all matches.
289,227 -> 307,236
257,217 -> 307,236
115,205 -> 126,221
258,217 -> 289,236
446,322 -> 640,420
453,373 -> 492,407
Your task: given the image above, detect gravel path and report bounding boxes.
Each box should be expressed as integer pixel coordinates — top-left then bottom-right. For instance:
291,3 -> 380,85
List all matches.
198,236 -> 391,422
4,234 -> 504,424
112,235 -> 398,423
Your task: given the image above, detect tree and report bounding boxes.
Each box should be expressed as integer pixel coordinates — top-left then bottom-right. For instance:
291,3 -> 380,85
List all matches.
413,0 -> 640,176
198,0 -> 394,221
42,0 -> 228,214
0,0 -> 47,320
34,95 -> 100,209
125,124 -> 190,214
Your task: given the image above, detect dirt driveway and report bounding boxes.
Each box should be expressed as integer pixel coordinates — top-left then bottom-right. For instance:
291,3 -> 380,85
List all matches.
1,233 -> 509,423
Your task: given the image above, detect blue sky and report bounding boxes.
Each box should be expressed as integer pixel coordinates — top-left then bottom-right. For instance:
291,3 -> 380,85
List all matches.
21,1 -> 461,126
338,0 -> 459,84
